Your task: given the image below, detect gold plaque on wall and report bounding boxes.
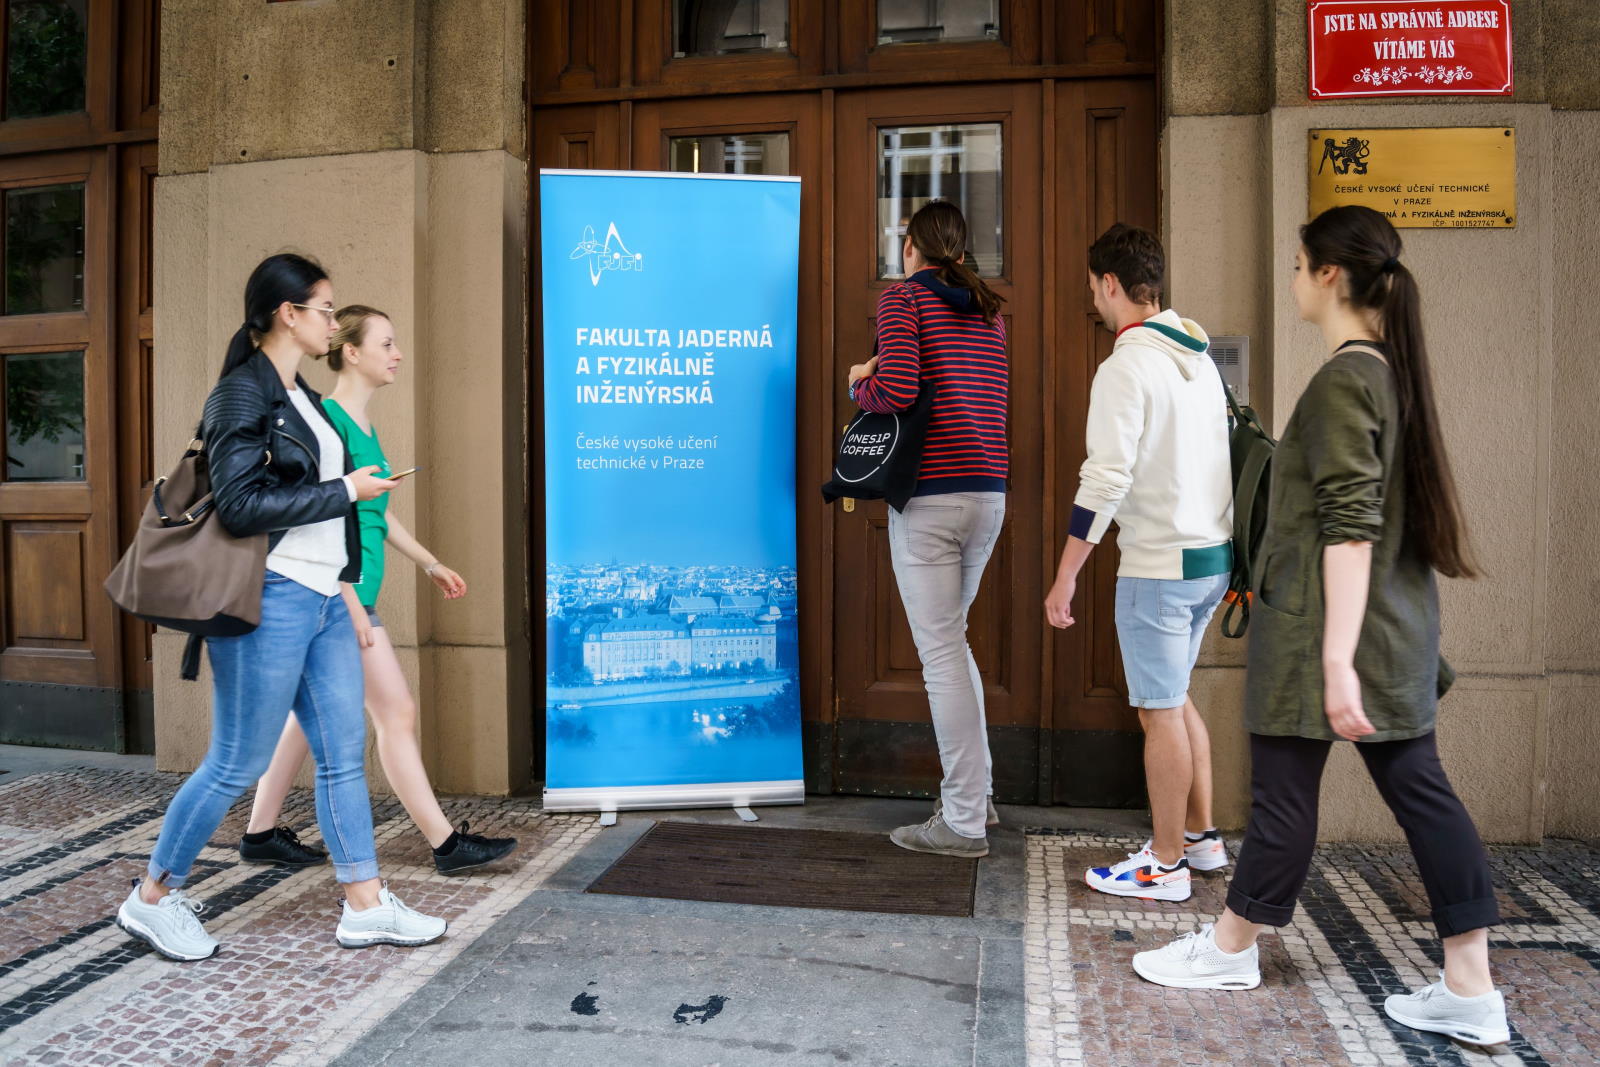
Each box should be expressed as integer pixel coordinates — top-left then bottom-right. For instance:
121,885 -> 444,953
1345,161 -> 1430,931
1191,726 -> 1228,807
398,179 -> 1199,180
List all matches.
1308,127 -> 1516,228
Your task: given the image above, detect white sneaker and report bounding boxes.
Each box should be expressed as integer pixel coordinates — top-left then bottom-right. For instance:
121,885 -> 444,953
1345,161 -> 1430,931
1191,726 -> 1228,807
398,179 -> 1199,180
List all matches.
1384,975 -> 1510,1046
1086,847 -> 1192,901
1132,923 -> 1261,990
115,879 -> 219,962
1183,830 -> 1230,872
335,885 -> 447,948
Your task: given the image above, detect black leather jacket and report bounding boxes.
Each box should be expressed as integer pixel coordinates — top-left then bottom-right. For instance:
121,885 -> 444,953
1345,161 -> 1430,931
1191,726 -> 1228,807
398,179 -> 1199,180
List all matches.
201,350 -> 360,584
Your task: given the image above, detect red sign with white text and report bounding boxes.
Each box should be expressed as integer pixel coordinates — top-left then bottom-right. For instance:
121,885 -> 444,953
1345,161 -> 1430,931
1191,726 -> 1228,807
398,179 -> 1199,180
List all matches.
1308,1 -> 1513,99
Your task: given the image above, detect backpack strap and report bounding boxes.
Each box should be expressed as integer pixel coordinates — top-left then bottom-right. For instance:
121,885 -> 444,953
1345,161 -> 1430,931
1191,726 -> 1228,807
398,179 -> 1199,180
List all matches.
181,634 -> 205,681
1219,433 -> 1272,639
1220,588 -> 1250,639
1337,341 -> 1388,363
1212,356 -> 1271,640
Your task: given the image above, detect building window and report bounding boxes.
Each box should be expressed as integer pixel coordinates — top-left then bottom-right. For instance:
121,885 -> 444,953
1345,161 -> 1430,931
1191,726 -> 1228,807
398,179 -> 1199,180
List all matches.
6,0 -> 87,119
878,123 -> 1002,279
3,350 -> 85,481
877,0 -> 999,45
4,181 -> 85,314
669,132 -> 790,175
674,0 -> 788,57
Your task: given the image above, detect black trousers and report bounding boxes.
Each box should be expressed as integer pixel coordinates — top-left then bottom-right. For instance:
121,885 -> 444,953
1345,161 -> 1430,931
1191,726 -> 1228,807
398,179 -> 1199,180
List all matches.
1226,731 -> 1500,939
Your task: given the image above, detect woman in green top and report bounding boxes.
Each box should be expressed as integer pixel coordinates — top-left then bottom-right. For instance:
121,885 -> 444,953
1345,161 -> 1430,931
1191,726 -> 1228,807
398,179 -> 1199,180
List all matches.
1131,206 -> 1509,1047
240,305 -> 518,876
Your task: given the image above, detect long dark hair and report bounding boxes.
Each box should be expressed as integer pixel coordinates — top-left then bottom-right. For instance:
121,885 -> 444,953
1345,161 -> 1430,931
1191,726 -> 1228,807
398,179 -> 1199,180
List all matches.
220,253 -> 329,380
905,200 -> 1004,325
1301,205 -> 1477,579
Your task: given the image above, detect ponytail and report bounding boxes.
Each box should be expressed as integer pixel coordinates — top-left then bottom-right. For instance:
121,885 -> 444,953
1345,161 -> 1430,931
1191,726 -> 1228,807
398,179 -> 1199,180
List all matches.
220,253 -> 330,382
937,258 -> 1004,326
1301,205 -> 1478,579
905,200 -> 1006,326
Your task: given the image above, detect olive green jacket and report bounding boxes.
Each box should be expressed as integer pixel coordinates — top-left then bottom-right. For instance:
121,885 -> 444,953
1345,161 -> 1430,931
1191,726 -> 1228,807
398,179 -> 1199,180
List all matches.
1244,345 -> 1453,741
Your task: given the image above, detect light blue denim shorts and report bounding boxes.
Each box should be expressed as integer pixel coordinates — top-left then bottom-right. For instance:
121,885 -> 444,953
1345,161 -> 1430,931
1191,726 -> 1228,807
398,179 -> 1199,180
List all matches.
1114,573 -> 1229,709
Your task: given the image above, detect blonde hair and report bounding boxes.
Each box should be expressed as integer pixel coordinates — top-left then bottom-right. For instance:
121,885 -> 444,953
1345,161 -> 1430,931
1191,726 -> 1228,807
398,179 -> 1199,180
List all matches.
315,304 -> 390,371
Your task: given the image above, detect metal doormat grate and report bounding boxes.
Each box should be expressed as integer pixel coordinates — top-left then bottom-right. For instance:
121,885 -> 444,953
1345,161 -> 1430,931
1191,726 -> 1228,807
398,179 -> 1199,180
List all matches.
586,821 -> 978,917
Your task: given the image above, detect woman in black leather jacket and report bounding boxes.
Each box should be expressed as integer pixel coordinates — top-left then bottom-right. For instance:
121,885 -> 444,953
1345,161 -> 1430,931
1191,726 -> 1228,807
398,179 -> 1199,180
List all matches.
115,254 -> 447,961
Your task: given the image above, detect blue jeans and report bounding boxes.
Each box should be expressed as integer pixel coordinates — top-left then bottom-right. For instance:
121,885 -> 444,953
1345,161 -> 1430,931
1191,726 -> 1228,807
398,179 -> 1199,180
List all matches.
1114,573 -> 1228,709
147,572 -> 379,885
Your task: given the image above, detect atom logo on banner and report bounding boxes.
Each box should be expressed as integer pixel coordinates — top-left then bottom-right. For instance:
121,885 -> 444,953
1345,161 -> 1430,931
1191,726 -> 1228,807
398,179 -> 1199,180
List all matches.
570,222 -> 644,286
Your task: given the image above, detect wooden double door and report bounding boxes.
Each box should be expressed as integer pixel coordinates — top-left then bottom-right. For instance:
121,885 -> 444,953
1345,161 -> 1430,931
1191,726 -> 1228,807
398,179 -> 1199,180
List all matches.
535,76 -> 1156,805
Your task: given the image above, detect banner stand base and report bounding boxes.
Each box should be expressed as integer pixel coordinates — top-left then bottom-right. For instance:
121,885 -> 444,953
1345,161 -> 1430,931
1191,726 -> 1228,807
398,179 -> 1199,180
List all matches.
544,779 -> 804,816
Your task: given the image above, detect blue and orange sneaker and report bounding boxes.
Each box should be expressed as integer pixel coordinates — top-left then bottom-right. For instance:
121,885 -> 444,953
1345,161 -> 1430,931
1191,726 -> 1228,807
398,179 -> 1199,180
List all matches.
1085,847 -> 1192,901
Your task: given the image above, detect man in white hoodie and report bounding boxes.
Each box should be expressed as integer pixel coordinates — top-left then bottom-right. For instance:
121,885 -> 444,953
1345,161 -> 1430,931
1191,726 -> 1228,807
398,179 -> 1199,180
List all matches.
1045,223 -> 1234,903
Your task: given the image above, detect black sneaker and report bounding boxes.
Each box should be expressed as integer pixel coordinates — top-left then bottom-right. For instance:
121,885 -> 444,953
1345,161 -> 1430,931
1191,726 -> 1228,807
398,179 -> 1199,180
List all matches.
238,826 -> 328,867
433,820 -> 517,876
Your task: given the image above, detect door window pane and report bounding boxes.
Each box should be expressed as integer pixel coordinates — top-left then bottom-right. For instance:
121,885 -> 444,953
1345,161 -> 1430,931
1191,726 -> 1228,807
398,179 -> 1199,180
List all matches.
6,0 -> 87,119
878,124 -> 1002,279
674,0 -> 788,56
5,182 -> 85,315
4,351 -> 84,481
878,0 -> 999,45
669,133 -> 791,175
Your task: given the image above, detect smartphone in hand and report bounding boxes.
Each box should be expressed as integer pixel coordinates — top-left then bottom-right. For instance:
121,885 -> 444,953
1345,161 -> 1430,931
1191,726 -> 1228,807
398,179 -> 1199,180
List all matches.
389,466 -> 422,481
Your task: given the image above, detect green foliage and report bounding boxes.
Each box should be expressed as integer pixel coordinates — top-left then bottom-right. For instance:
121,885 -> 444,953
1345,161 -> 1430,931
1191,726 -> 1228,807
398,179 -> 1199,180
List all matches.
5,353 -> 82,449
5,183 -> 83,315
6,0 -> 86,119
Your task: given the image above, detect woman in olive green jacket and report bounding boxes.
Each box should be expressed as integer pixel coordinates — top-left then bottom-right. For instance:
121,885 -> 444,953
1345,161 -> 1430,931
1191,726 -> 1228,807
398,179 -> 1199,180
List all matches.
1130,206 -> 1509,1048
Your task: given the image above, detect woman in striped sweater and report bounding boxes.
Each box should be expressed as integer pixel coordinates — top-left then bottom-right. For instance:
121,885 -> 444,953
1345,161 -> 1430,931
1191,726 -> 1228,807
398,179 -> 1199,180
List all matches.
848,200 -> 1009,858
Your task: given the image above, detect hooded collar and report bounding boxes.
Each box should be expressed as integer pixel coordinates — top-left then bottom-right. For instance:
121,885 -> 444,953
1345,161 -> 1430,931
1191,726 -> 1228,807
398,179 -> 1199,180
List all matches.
907,267 -> 976,313
1113,308 -> 1211,380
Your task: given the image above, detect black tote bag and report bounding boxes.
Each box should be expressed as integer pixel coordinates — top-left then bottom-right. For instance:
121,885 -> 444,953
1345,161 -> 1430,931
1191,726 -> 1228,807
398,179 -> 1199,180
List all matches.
820,385 -> 934,513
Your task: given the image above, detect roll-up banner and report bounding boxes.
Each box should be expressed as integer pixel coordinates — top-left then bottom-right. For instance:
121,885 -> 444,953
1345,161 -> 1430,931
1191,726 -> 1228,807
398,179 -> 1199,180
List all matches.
538,169 -> 804,814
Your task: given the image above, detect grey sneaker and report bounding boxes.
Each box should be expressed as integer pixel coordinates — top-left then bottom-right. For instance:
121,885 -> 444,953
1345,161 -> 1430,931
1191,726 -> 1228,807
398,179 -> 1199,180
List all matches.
889,814 -> 989,858
1384,975 -> 1510,1046
115,879 -> 219,962
932,795 -> 1001,828
336,885 -> 447,948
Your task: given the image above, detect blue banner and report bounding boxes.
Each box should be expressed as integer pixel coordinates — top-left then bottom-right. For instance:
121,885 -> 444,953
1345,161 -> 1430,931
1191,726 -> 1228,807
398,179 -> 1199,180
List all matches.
539,170 -> 803,811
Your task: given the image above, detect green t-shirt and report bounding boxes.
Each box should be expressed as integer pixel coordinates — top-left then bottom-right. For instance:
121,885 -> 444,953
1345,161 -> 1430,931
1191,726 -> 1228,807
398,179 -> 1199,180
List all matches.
322,398 -> 389,607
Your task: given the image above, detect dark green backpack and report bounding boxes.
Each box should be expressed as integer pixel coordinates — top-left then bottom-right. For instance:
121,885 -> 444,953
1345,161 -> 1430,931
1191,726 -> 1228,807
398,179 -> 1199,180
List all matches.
1216,367 -> 1275,638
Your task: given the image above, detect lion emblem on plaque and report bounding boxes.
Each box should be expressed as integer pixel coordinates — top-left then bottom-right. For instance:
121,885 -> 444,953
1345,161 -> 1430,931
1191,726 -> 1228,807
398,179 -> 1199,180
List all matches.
1317,136 -> 1371,176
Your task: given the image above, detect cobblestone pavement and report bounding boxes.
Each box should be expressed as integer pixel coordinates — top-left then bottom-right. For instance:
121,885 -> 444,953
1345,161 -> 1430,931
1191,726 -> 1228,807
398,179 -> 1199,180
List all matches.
2,768 -> 1597,1066
1025,829 -> 1600,1067
0,768 -> 597,1067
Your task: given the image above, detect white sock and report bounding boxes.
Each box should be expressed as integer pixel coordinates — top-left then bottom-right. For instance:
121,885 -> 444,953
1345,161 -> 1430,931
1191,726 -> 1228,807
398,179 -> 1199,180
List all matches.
1184,828 -> 1216,842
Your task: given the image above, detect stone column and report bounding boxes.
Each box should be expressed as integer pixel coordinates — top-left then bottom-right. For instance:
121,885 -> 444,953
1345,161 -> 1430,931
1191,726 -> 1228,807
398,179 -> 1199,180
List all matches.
151,0 -> 532,795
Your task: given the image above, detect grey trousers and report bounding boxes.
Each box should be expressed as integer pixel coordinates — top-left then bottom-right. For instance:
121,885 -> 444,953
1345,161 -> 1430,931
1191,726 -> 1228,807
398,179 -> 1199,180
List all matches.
887,491 -> 1006,838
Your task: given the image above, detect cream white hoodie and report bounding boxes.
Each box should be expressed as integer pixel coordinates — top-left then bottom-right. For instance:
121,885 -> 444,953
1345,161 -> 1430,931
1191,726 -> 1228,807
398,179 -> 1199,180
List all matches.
1070,309 -> 1233,580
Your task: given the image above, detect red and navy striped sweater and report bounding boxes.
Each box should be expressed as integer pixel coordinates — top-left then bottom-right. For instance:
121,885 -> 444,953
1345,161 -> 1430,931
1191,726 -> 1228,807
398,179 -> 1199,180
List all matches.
854,269 -> 1009,496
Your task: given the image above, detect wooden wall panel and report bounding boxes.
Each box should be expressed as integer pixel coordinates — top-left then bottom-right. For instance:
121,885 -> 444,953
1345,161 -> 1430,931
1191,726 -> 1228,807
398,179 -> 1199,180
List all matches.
532,0 -> 624,93
1058,0 -> 1159,66
532,105 -> 624,171
6,525 -> 85,643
